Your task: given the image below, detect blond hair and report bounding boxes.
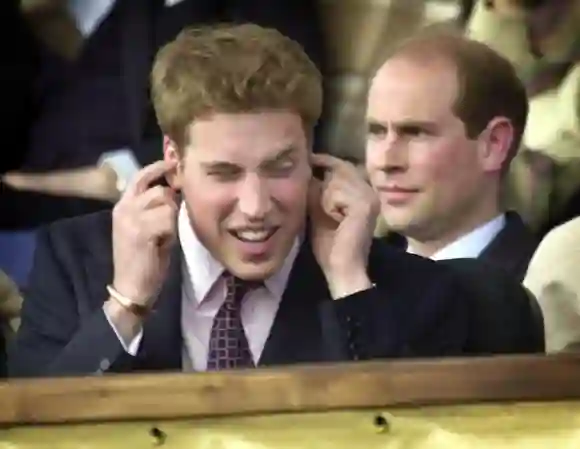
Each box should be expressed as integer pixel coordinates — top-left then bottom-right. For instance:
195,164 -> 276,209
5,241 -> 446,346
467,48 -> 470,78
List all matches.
151,23 -> 323,149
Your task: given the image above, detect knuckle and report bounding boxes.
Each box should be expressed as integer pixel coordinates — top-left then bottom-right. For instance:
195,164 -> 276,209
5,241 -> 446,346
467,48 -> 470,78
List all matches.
152,186 -> 174,204
151,185 -> 166,195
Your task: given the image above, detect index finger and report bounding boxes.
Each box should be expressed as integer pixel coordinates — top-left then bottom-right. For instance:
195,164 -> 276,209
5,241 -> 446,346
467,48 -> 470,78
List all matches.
309,153 -> 345,170
128,160 -> 178,196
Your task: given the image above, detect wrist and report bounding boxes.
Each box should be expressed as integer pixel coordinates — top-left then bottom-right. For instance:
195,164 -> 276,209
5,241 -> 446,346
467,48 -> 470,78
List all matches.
111,280 -> 151,307
107,285 -> 153,318
326,268 -> 373,300
103,299 -> 144,343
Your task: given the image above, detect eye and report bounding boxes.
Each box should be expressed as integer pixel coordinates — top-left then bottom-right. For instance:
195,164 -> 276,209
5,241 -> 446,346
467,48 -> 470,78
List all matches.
207,166 -> 242,181
400,126 -> 428,137
367,123 -> 388,138
262,160 -> 295,177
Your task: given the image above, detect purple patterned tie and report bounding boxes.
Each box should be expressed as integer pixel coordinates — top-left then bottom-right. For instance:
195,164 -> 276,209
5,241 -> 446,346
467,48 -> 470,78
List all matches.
206,273 -> 259,370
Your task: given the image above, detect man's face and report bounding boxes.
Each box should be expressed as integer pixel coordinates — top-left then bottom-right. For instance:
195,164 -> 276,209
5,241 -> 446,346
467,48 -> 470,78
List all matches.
167,111 -> 311,280
365,58 -> 488,240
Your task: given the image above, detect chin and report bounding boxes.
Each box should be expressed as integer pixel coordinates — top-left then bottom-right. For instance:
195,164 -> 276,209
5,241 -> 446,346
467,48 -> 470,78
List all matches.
383,209 -> 413,230
224,257 -> 284,281
382,216 -> 406,231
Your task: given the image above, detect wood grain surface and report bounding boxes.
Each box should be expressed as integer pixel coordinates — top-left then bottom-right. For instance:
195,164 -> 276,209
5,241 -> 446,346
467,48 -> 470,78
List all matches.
3,402 -> 580,448
2,355 -> 580,425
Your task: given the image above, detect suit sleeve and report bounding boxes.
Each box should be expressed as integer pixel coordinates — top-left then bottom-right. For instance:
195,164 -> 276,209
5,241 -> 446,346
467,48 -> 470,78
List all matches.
319,273 -> 470,360
9,227 -> 135,377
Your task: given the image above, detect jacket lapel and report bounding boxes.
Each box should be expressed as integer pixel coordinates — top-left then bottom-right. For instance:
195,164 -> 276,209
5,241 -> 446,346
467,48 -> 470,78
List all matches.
382,232 -> 408,251
259,239 -> 329,366
136,242 -> 183,371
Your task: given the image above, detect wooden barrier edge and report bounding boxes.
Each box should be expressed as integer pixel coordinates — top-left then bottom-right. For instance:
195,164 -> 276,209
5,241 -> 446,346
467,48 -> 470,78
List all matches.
2,354 -> 580,425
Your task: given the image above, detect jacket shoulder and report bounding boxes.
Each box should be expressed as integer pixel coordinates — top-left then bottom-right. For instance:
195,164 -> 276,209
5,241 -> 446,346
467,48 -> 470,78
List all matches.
368,238 -> 456,283
41,210 -> 113,258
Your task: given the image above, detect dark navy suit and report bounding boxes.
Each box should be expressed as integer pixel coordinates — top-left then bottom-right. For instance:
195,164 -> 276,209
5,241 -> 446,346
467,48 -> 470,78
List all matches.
10,210 -> 476,377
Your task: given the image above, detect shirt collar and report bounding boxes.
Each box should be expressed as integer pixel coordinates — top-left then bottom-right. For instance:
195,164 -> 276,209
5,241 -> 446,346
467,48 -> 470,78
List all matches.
408,214 -> 506,261
178,203 -> 299,303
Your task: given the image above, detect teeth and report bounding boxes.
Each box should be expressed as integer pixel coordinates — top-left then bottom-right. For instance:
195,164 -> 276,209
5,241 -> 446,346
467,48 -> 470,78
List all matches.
234,230 -> 273,242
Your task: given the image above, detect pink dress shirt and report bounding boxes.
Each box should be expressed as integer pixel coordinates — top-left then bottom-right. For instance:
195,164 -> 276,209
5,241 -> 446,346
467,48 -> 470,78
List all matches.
110,204 -> 298,371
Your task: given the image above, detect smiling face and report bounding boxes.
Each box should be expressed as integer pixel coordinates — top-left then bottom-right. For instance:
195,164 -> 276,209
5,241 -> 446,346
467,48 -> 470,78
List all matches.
165,111 -> 311,280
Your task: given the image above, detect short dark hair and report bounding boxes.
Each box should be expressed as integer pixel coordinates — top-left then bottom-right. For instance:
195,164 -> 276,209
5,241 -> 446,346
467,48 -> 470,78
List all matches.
388,29 -> 528,171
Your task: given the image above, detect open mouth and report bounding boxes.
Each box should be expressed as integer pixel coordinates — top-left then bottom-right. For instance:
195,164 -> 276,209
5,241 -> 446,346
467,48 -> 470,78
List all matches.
228,227 -> 279,243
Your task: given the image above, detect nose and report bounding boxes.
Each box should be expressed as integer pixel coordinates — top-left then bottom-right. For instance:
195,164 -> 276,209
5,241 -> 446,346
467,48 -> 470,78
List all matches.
237,174 -> 272,220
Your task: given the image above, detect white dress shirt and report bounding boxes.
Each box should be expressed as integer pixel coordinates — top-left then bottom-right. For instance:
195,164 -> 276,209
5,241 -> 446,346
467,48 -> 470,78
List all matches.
108,204 -> 299,371
408,214 -> 506,260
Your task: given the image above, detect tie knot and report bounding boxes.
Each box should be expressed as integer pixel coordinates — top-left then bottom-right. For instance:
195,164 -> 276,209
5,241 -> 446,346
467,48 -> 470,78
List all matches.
223,273 -> 261,305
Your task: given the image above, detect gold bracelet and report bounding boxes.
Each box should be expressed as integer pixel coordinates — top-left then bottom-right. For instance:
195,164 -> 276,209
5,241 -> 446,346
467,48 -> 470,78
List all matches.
106,285 -> 151,317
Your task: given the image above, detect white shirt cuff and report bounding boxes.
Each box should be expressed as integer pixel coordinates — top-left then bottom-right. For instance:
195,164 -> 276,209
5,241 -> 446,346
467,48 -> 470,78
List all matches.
104,311 -> 143,356
98,149 -> 141,193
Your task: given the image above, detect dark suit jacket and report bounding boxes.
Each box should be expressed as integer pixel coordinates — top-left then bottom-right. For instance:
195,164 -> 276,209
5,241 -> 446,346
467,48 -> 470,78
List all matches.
9,210 -> 476,378
384,212 -> 538,282
478,211 -> 538,281
439,259 -> 545,354
6,0 -> 327,228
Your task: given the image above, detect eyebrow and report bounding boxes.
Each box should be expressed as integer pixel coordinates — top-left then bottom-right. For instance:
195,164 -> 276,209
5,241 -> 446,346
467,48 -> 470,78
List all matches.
367,120 -> 388,134
259,147 -> 296,167
200,147 -> 297,170
367,119 -> 438,133
200,160 -> 238,170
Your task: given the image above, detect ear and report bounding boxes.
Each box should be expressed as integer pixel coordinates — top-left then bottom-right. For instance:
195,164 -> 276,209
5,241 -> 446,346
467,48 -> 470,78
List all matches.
477,117 -> 514,174
163,136 -> 183,190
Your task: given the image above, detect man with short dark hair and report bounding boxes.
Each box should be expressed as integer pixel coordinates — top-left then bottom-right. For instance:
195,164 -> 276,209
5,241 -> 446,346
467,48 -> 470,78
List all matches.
368,31 -> 537,280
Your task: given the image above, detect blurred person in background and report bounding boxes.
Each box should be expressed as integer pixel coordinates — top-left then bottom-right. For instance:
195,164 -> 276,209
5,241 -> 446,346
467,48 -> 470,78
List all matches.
524,215 -> 580,353
0,270 -> 22,377
0,0 -> 43,287
465,0 -> 580,237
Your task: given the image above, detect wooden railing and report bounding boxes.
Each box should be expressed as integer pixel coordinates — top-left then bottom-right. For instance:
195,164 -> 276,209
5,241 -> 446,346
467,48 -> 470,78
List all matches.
2,355 -> 580,447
